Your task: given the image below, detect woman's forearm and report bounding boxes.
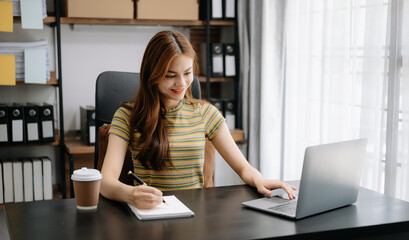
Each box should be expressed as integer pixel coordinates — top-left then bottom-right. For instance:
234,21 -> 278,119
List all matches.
100,176 -> 133,203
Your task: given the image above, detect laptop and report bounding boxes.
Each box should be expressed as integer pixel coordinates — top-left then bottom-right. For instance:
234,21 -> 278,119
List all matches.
242,138 -> 367,219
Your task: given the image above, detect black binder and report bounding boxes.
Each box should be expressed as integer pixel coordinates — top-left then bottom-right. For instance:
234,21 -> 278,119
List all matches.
200,0 -> 223,20
9,103 -> 25,144
24,103 -> 40,143
223,43 -> 236,77
39,103 -> 55,143
0,103 -> 10,144
209,98 -> 224,116
211,43 -> 224,77
211,0 -> 223,19
223,0 -> 235,20
80,106 -> 95,145
223,99 -> 236,129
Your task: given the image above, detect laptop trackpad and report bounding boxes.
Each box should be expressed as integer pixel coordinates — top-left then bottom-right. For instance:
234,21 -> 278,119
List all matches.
243,196 -> 291,209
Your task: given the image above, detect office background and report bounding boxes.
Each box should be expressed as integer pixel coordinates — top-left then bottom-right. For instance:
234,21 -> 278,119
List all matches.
0,0 -> 243,194
1,0 -> 409,204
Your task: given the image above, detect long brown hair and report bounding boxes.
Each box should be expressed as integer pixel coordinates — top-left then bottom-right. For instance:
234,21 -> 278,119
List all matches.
125,30 -> 199,171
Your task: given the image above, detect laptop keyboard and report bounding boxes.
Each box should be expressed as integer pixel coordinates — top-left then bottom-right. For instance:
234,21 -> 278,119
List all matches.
268,201 -> 298,215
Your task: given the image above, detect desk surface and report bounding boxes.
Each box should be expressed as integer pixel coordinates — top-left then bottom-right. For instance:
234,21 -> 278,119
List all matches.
5,184 -> 409,240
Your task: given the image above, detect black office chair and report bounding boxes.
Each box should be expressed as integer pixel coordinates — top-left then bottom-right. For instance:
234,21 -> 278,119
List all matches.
94,71 -> 215,186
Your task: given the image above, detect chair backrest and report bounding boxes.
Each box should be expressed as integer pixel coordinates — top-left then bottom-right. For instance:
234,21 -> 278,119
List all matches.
94,71 -> 140,172
94,71 -> 210,186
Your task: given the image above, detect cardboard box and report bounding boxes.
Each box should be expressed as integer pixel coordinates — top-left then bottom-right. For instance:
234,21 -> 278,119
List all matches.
136,0 -> 199,20
63,0 -> 134,19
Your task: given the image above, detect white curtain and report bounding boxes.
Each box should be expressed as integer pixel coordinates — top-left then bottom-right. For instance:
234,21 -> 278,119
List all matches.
284,0 -> 388,191
398,0 -> 409,200
238,0 -> 286,179
239,0 -> 409,201
283,0 -> 409,201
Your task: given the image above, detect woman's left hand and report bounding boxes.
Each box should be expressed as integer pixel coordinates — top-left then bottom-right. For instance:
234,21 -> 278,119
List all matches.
255,179 -> 297,199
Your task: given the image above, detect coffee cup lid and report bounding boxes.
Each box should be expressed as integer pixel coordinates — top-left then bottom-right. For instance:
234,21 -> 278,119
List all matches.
71,167 -> 102,181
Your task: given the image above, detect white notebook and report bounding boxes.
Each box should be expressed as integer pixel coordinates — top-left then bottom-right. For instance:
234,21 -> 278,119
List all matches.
127,195 -> 194,220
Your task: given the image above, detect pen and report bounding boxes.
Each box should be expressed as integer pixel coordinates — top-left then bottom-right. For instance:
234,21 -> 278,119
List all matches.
128,171 -> 168,205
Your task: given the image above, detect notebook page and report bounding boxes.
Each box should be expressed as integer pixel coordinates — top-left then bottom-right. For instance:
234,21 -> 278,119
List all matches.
127,195 -> 194,220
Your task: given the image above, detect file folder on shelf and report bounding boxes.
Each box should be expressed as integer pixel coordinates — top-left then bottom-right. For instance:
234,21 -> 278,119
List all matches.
23,158 -> 34,202
223,43 -> 236,77
209,99 -> 224,115
41,156 -> 53,200
0,161 -> 3,204
39,103 -> 55,143
24,103 -> 40,143
223,0 -> 235,19
32,158 -> 43,201
200,0 -> 223,20
9,103 -> 25,143
211,43 -> 224,77
13,159 -> 24,203
2,159 -> 14,203
80,106 -> 96,145
211,0 -> 223,19
224,99 -> 236,130
0,103 -> 10,144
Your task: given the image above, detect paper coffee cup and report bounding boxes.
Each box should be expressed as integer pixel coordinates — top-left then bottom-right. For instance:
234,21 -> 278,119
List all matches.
71,167 -> 102,211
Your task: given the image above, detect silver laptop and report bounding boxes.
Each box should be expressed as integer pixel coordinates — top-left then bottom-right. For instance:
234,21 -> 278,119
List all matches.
242,138 -> 367,219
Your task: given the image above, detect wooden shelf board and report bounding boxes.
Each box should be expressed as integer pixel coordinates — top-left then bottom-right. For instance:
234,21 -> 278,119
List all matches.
198,76 -> 235,83
59,17 -> 234,26
230,129 -> 245,143
209,20 -> 235,26
0,130 -> 60,147
65,138 -> 95,155
15,71 -> 58,86
13,16 -> 235,26
13,16 -> 56,24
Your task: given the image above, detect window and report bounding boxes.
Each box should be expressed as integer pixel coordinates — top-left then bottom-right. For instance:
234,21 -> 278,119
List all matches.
284,0 -> 409,201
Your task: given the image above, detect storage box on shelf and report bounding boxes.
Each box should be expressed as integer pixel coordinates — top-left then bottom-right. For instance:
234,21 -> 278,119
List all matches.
62,0 -> 134,19
136,0 -> 199,20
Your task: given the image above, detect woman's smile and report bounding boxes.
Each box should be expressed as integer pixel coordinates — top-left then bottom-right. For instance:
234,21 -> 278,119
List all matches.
171,88 -> 184,94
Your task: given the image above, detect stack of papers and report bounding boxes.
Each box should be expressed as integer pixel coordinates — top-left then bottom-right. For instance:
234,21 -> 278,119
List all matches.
0,40 -> 50,83
11,0 -> 47,18
127,195 -> 195,220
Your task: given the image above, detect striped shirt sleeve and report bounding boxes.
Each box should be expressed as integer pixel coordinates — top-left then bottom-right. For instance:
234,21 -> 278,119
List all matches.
108,106 -> 132,143
200,102 -> 225,140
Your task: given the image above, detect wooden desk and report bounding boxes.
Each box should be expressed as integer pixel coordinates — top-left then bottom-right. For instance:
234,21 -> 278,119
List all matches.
5,185 -> 409,240
64,139 -> 95,198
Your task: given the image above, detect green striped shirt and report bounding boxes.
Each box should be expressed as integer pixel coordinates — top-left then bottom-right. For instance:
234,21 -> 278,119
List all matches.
109,99 -> 225,191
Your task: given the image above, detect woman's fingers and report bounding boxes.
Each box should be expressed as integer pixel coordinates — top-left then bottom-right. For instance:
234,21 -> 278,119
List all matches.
130,185 -> 163,209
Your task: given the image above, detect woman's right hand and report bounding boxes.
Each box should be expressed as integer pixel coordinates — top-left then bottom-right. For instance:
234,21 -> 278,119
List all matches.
128,185 -> 163,209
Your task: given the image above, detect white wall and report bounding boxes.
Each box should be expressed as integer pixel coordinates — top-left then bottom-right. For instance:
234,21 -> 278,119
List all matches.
60,25 -> 190,130
214,143 -> 247,186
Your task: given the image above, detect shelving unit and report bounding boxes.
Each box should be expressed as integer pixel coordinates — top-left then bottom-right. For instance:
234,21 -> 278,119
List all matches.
0,0 -> 66,199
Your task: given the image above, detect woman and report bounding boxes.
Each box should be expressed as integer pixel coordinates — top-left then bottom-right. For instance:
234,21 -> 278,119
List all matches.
100,30 -> 296,209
